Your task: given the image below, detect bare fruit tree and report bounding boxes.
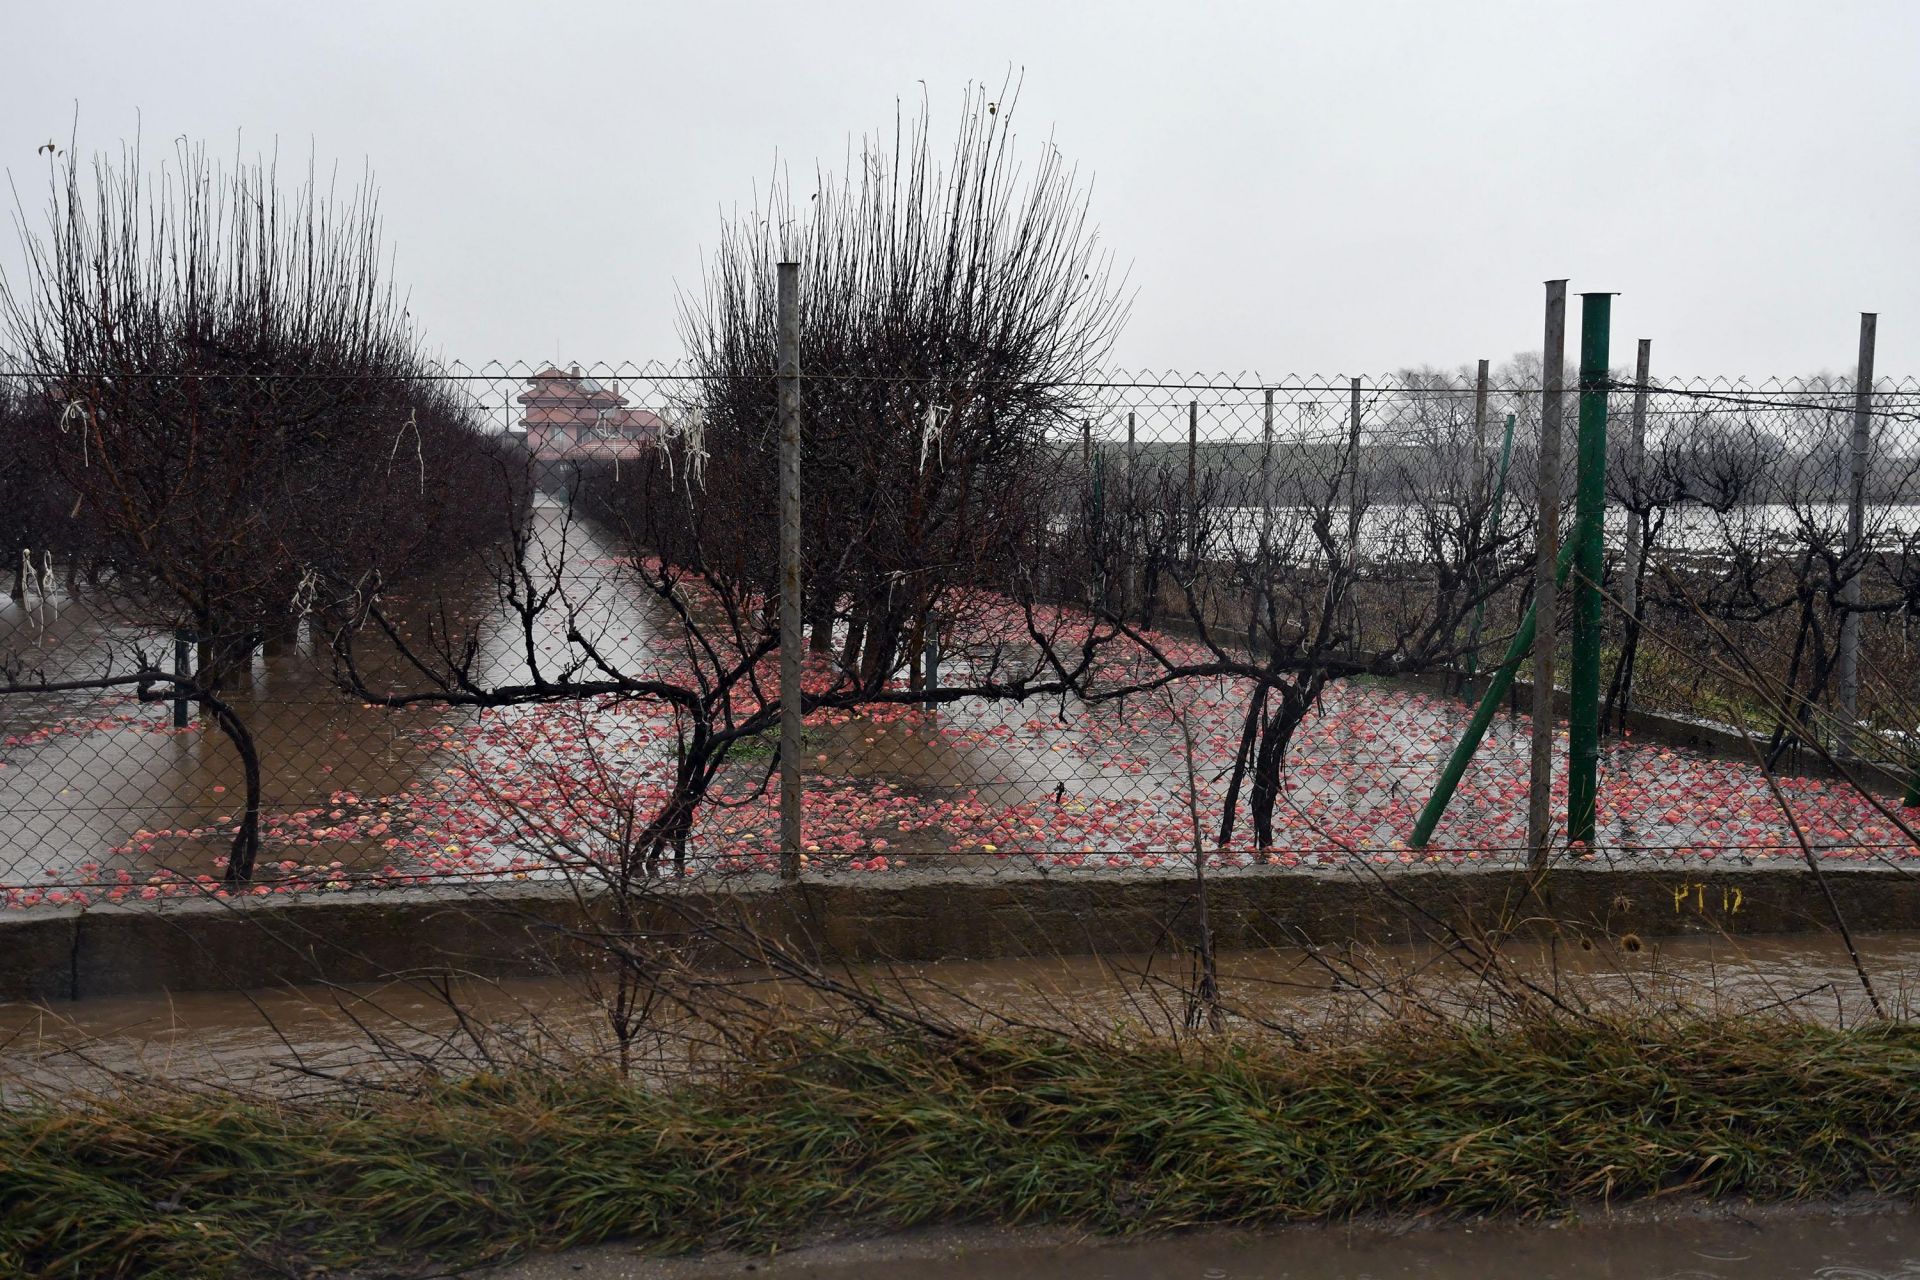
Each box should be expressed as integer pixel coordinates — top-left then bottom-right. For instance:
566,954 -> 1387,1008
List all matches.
0,141 -> 514,690
666,83 -> 1128,690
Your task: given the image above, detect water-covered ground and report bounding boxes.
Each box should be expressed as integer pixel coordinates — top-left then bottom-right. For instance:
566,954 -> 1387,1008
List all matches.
6,506 -> 1917,910
484,1205 -> 1920,1280
4,931 -> 1915,1099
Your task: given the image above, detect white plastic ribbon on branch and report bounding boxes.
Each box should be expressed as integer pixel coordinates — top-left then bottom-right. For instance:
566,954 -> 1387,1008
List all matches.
389,408 -> 426,493
920,401 -> 949,471
19,549 -> 56,633
289,566 -> 320,620
58,399 -> 91,467
665,405 -> 708,488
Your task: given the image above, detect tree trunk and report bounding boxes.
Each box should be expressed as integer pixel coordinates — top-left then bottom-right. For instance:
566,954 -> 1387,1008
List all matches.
201,692 -> 263,885
197,631 -> 259,698
839,607 -> 867,676
860,610 -> 905,687
1249,690 -> 1309,852
1216,684 -> 1268,851
806,586 -> 834,654
262,613 -> 302,656
1764,595 -> 1815,770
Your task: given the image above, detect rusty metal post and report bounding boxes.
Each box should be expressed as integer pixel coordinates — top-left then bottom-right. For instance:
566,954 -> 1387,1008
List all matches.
1622,340 -> 1651,623
1346,377 -> 1363,653
1462,359 -> 1490,691
1260,389 -> 1275,529
1258,389 -> 1275,631
1837,312 -> 1878,728
173,629 -> 192,728
1529,280 -> 1568,869
1347,378 -> 1363,551
1124,410 -> 1138,618
1186,400 -> 1199,562
776,261 -> 804,878
1472,358 -> 1492,495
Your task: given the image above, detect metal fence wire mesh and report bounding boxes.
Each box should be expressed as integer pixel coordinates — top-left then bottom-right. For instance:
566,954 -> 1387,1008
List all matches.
5,362 -> 1920,907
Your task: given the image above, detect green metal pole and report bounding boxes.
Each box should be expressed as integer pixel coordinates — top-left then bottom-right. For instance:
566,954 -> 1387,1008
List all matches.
1462,411 -> 1519,700
1568,293 -> 1613,848
1410,533 -> 1579,849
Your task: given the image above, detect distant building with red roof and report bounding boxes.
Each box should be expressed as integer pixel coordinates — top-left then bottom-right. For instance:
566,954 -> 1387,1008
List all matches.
516,365 -> 662,462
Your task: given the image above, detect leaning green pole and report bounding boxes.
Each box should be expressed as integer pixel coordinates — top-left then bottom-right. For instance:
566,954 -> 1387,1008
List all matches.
1461,411 -> 1519,700
1567,294 -> 1612,848
1410,533 -> 1579,849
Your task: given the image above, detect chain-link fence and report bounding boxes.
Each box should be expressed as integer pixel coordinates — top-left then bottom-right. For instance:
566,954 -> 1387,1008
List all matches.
5,361 -> 1920,908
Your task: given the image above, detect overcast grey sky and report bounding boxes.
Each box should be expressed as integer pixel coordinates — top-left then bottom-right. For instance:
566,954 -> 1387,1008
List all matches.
4,0 -> 1916,379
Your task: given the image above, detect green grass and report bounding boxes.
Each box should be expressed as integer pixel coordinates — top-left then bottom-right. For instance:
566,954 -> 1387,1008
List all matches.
4,1017 -> 1919,1277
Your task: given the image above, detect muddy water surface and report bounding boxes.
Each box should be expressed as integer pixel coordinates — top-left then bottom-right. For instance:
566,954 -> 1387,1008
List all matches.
0,506 -> 657,883
10,496 -> 1920,906
491,1207 -> 1920,1279
7,934 -> 1920,1276
0,507 -> 1167,887
4,931 -> 1918,1097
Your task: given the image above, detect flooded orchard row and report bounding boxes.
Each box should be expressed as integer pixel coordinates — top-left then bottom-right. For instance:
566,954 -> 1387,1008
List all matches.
6,507 -> 1920,908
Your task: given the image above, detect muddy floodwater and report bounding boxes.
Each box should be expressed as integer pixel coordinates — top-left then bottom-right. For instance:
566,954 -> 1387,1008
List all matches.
490,1206 -> 1920,1279
3,930 -> 1918,1098
7,499 -> 1920,908
483,1205 -> 1920,1274
7,933 -> 1920,1278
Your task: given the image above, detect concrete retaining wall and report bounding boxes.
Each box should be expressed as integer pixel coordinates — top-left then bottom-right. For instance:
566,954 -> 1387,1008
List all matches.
3,864 -> 1915,1003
